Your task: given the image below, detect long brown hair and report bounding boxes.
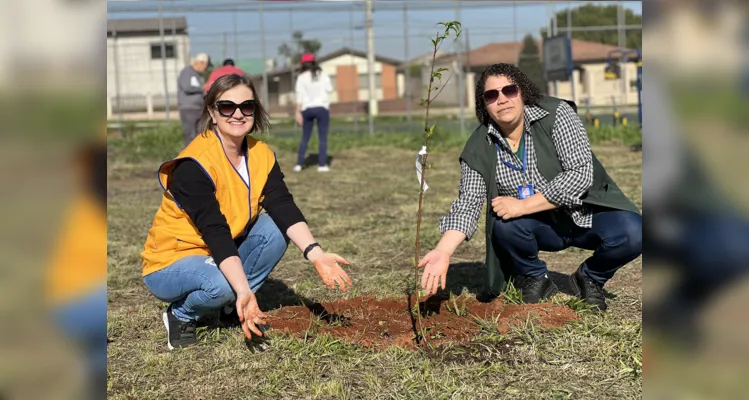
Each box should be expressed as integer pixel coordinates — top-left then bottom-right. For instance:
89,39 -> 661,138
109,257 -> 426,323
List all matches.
196,74 -> 271,135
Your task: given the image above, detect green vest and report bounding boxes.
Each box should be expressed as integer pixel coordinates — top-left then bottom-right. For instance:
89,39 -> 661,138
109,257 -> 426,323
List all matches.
459,95 -> 641,296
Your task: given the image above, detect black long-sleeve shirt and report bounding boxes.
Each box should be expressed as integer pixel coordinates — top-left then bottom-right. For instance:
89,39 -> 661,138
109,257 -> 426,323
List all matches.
169,159 -> 305,266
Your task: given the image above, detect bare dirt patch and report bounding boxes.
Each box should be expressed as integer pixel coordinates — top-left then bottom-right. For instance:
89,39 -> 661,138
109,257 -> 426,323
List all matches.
266,295 -> 578,349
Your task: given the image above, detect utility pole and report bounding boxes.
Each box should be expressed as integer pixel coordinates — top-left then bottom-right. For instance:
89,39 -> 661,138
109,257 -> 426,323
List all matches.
349,6 -> 358,132
223,32 -> 228,60
465,28 -> 471,73
618,1 -> 627,106
567,3 -> 576,104
455,0 -> 465,136
513,1 -> 517,42
158,0 -> 170,120
233,11 -> 239,60
404,2 -> 411,125
545,2 -> 553,96
113,30 -> 124,129
365,0 -> 376,135
172,20 -> 178,96
551,1 -> 558,97
259,1 -> 269,104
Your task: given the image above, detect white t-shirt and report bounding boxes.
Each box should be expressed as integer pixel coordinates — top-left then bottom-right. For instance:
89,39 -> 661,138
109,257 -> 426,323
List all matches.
236,155 -> 249,185
295,70 -> 333,111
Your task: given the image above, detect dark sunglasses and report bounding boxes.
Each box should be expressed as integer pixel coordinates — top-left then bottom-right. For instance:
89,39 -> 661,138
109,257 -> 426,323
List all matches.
214,100 -> 257,117
482,84 -> 519,104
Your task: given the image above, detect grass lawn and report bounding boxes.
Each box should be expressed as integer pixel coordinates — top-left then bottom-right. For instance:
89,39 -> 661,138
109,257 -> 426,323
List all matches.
107,127 -> 642,399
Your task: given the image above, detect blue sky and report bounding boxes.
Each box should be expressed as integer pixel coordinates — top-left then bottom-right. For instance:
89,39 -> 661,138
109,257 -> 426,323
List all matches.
108,1 -> 642,65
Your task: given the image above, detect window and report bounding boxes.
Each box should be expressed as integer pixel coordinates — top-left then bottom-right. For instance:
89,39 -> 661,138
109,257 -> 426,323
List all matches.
150,42 -> 175,59
358,73 -> 382,88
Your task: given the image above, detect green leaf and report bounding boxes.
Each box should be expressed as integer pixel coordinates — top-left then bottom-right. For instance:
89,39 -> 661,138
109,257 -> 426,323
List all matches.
428,124 -> 436,137
420,98 -> 428,107
412,257 -> 417,267
433,72 -> 442,80
436,67 -> 449,73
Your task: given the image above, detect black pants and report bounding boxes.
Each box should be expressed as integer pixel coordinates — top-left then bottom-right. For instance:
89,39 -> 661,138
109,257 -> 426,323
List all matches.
492,208 -> 642,285
296,107 -> 330,166
179,108 -> 202,146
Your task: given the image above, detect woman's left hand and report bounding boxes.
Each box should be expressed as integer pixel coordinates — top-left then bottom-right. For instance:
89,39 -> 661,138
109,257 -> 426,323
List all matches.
492,196 -> 527,220
295,111 -> 303,126
310,252 -> 353,293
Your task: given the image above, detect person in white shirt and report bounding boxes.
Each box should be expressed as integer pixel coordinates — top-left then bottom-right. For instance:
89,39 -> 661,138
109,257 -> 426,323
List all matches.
293,53 -> 334,172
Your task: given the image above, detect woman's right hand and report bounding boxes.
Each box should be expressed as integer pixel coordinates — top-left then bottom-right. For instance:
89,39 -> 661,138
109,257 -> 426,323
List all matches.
418,248 -> 451,295
235,291 -> 267,339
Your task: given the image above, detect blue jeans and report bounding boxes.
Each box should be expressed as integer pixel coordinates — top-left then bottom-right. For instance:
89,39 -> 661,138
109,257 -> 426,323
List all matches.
492,208 -> 642,285
297,106 -> 330,166
53,286 -> 107,399
144,213 -> 288,322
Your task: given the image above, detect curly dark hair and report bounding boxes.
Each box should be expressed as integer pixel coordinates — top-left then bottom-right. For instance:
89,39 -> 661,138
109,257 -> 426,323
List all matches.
474,63 -> 542,126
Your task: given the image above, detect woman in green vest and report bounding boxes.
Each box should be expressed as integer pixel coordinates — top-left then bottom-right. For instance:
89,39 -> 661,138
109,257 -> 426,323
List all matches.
418,63 -> 641,311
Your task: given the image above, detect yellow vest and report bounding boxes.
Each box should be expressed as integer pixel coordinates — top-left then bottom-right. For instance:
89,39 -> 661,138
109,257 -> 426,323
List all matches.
141,130 -> 275,276
46,192 -> 107,303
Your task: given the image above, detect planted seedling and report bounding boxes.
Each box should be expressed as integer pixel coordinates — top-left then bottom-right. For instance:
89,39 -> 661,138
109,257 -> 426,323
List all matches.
412,20 -> 462,347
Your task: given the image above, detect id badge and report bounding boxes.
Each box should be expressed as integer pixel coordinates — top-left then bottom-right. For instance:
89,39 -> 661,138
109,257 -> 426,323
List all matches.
518,184 -> 534,200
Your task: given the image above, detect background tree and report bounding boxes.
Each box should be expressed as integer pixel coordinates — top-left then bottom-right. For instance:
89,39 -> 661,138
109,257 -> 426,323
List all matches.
540,4 -> 642,49
517,34 -> 547,94
278,31 -> 322,67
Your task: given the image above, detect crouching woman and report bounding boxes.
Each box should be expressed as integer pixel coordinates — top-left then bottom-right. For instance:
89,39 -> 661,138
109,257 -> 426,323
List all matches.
141,74 -> 353,350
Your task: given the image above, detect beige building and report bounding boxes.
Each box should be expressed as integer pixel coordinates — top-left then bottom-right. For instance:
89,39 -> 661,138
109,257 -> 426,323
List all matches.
250,48 -> 401,115
107,18 -> 190,115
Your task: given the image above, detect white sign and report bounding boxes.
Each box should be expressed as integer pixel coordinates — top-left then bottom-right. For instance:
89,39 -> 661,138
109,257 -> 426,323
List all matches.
416,146 -> 429,192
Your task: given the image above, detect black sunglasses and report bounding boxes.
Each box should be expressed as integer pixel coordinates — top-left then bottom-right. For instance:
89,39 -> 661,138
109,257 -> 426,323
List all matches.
214,100 -> 257,117
482,84 -> 519,104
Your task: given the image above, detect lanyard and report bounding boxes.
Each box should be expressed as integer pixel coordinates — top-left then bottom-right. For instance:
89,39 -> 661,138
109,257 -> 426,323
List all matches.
494,135 -> 528,184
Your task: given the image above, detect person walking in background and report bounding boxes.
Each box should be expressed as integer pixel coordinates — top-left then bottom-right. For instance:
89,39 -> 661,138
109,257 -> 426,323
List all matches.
178,53 -> 211,146
204,58 -> 246,93
293,53 -> 333,172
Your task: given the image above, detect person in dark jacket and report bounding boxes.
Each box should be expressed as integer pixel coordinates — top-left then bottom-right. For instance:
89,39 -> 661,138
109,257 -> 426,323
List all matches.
418,63 -> 642,311
142,74 -> 353,350
177,53 -> 211,146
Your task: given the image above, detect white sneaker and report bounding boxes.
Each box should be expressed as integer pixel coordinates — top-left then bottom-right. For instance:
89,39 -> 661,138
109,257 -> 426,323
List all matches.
317,165 -> 330,172
292,165 -> 302,172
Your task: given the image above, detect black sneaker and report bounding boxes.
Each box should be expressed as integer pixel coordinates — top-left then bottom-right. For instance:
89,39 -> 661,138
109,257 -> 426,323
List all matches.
219,305 -> 241,327
569,266 -> 607,311
162,307 -> 197,350
513,273 -> 559,304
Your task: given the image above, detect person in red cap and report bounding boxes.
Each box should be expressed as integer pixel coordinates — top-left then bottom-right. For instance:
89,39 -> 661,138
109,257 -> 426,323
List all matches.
204,59 -> 247,92
293,52 -> 334,172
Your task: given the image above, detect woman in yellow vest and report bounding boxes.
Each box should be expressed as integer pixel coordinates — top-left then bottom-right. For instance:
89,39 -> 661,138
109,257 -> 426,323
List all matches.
141,74 -> 353,350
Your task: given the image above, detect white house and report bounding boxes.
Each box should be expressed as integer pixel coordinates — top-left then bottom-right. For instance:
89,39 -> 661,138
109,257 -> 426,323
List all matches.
107,18 -> 190,115
424,39 -> 642,110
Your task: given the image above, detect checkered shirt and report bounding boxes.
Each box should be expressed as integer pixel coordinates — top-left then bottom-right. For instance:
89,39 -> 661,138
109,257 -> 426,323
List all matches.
439,101 -> 594,240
